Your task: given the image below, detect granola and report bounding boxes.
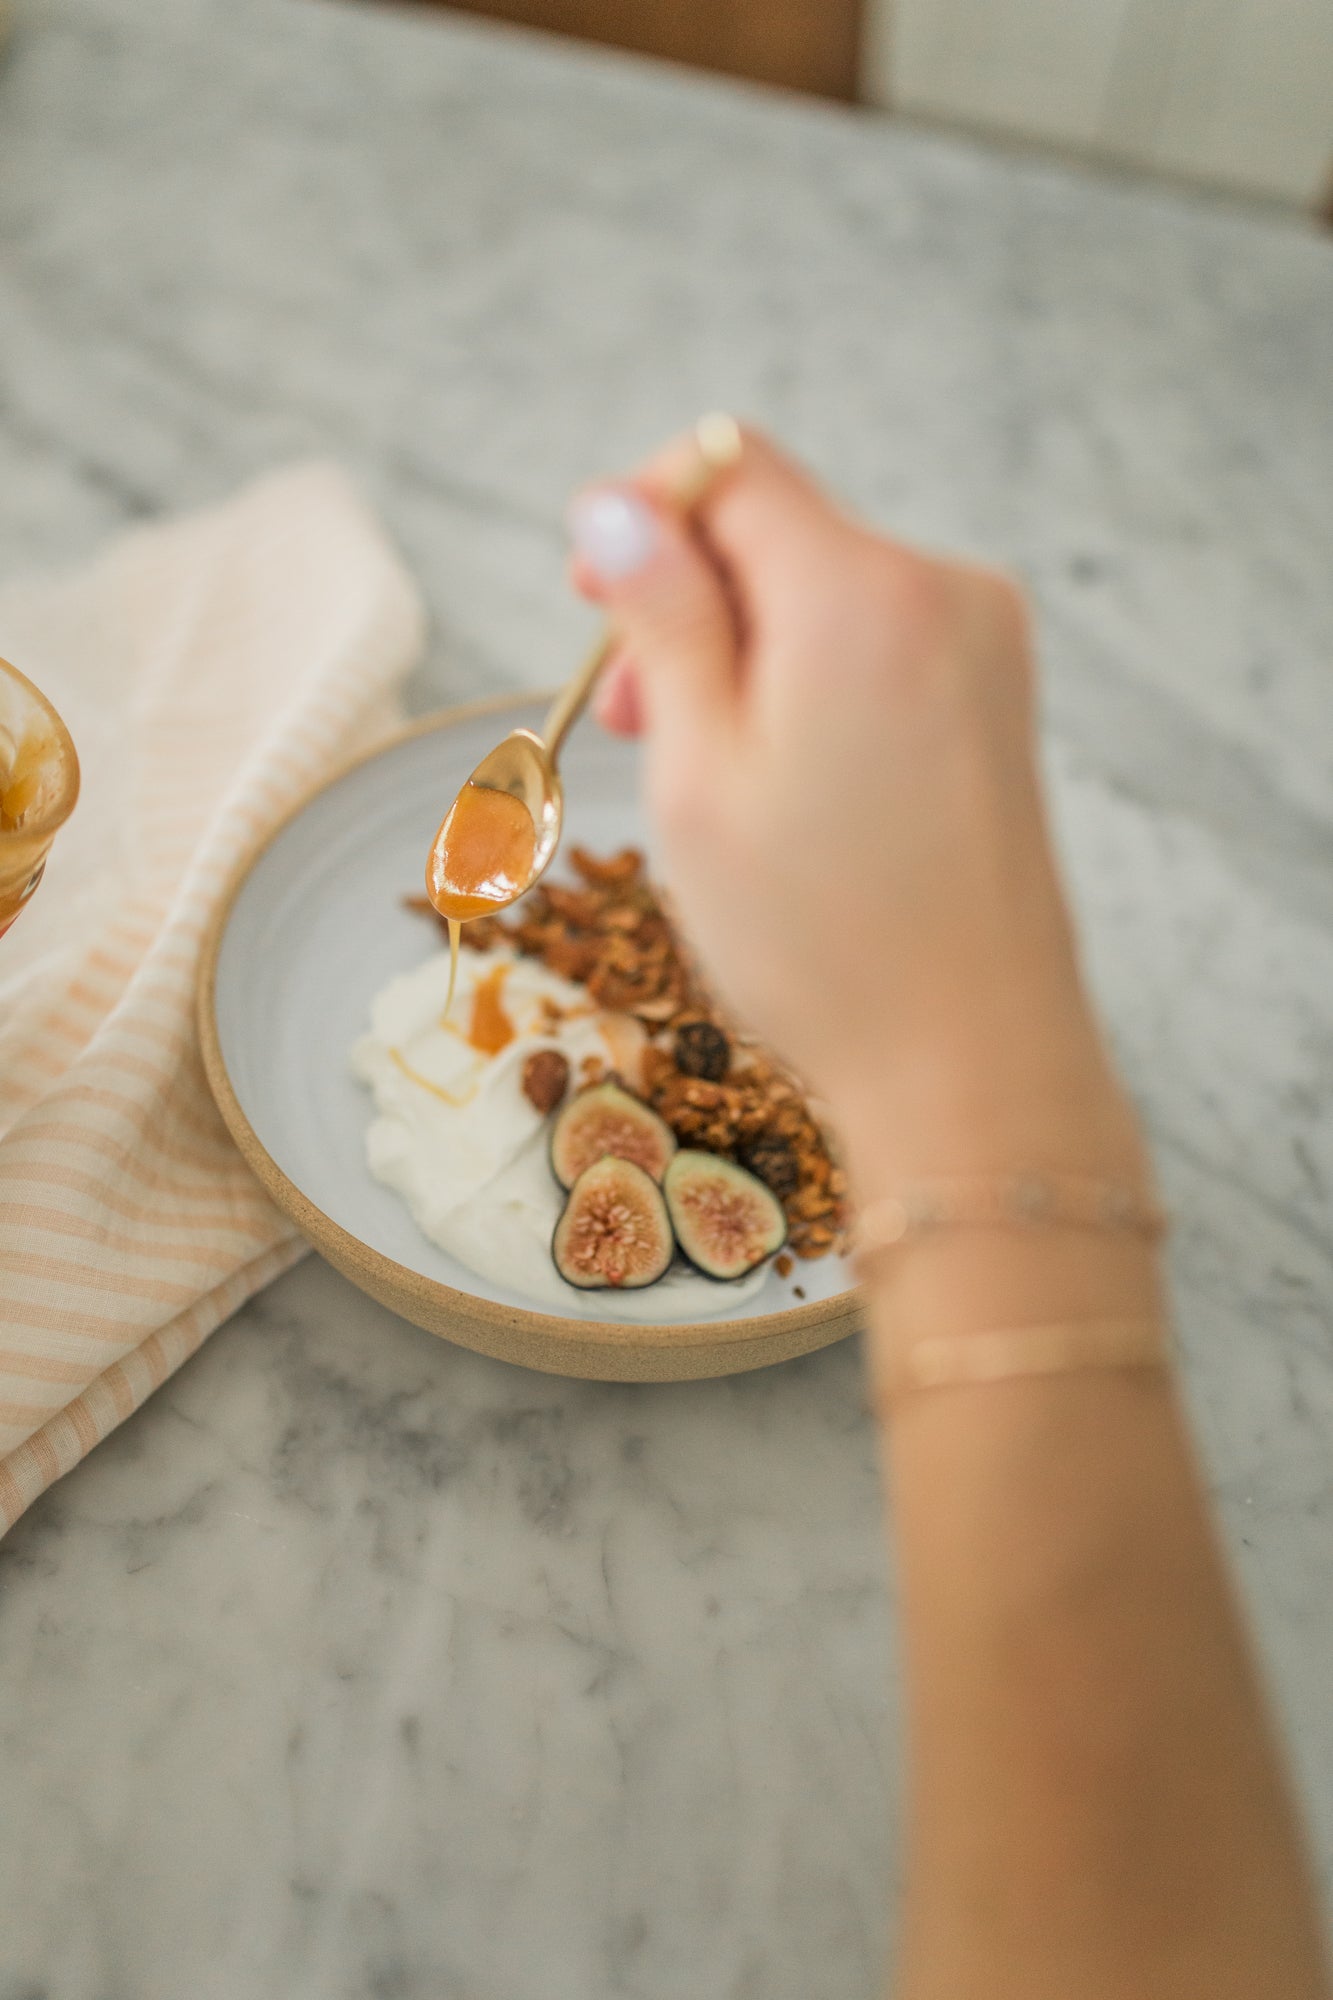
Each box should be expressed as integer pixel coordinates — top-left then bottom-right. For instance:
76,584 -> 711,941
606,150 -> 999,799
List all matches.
410,847 -> 846,1260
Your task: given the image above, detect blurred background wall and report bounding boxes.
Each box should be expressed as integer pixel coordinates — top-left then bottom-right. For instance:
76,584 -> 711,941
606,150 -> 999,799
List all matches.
865,0 -> 1333,211
394,0 -> 865,99
395,0 -> 1333,213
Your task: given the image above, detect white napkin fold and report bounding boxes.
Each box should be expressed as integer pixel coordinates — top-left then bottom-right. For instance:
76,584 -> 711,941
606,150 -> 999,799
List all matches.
0,463 -> 425,1535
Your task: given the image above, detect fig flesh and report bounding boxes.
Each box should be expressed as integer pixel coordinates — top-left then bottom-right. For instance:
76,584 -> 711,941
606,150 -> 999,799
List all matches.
663,1151 -> 788,1281
552,1157 -> 674,1290
550,1080 -> 676,1190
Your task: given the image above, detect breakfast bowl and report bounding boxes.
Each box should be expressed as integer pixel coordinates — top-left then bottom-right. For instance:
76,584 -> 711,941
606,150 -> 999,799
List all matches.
198,694 -> 861,1380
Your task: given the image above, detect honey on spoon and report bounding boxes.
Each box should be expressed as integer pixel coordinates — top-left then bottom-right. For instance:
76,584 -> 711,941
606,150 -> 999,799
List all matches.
425,413 -> 743,1015
427,778 -> 539,1015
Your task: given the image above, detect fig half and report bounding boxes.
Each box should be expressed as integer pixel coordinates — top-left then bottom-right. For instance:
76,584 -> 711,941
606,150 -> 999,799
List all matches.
663,1151 -> 788,1281
550,1080 -> 676,1190
552,1157 -> 674,1290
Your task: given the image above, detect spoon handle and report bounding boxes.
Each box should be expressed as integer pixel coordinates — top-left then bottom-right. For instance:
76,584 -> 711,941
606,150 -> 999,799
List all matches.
540,413 -> 743,763
541,630 -> 616,765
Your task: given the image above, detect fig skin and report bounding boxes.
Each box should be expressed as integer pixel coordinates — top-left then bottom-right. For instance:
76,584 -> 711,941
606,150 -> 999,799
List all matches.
663,1151 -> 788,1282
550,1080 -> 677,1190
552,1157 -> 674,1290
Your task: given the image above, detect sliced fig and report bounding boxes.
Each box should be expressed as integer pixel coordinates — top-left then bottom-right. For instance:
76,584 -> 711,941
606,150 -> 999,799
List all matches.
552,1157 -> 674,1291
550,1080 -> 677,1190
663,1151 -> 788,1281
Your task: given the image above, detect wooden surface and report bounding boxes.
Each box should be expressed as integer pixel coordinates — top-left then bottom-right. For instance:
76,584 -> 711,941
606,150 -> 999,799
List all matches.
405,0 -> 864,99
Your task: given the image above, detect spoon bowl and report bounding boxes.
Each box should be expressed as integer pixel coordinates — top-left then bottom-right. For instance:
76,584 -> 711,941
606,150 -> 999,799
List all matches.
431,725 -> 564,901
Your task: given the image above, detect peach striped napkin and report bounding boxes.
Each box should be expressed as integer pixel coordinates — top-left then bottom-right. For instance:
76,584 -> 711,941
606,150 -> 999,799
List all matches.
0,463 -> 425,1535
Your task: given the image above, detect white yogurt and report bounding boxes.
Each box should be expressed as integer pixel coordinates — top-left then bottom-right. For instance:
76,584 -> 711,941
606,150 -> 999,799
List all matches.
350,945 -> 769,1319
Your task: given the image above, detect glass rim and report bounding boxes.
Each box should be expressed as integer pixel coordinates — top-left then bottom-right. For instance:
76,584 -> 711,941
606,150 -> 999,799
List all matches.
0,654 -> 81,844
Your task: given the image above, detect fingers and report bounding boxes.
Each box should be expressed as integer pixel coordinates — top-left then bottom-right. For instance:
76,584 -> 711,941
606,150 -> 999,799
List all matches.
592,650 -> 644,737
567,484 -> 739,750
568,424 -> 855,750
635,422 -> 823,520
634,423 -> 849,632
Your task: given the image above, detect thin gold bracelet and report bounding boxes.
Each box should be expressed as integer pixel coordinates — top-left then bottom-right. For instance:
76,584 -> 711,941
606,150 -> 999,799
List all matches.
876,1314 -> 1171,1407
850,1172 -> 1167,1282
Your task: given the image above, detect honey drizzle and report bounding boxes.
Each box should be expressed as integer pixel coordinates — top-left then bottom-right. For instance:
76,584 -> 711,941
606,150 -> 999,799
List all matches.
388,1046 -> 472,1108
426,781 -> 536,1022
445,917 -> 462,1020
467,960 -> 516,1056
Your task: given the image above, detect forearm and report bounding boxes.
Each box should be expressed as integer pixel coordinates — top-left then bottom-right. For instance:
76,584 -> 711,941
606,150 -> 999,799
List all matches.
575,419 -> 1329,1997
861,1218 -> 1329,2000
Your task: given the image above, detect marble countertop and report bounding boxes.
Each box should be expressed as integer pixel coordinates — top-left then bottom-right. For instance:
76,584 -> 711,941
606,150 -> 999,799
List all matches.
2,0 -> 1331,1993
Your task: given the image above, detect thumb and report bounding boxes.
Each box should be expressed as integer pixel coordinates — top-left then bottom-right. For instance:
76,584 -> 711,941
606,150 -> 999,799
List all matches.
568,484 -> 738,747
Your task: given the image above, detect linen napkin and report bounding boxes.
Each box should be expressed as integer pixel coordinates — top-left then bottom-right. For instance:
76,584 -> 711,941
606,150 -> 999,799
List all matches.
0,463 -> 425,1535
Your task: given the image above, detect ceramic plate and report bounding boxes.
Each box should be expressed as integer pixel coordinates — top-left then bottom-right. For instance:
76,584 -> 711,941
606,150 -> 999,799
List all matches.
199,696 -> 861,1380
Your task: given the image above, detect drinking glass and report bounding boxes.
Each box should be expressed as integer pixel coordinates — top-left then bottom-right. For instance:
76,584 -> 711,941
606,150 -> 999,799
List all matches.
0,656 -> 80,939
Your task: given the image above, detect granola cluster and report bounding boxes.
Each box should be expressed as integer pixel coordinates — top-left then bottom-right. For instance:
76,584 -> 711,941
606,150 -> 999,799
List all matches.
457,844 -> 699,1017
640,1040 -> 845,1260
414,846 -> 846,1261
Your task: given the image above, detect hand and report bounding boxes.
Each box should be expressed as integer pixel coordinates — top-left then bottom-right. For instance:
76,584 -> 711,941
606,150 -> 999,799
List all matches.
568,427 -> 1144,1184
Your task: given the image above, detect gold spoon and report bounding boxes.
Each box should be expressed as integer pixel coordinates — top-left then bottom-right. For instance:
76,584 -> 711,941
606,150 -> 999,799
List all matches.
425,411 -> 743,924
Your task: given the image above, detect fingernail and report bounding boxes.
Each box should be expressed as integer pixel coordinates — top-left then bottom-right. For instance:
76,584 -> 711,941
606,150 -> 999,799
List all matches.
568,487 -> 660,582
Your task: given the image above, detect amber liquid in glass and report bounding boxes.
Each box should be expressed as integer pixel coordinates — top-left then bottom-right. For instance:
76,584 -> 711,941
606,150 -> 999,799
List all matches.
0,724 -> 62,936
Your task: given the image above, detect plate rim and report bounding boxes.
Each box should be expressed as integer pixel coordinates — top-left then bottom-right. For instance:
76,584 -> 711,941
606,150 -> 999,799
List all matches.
196,694 -> 863,1380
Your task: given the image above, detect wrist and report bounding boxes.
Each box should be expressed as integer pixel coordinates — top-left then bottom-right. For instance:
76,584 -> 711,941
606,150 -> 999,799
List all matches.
826,1012 -> 1165,1394
857,1213 -> 1167,1414
831,1014 -> 1148,1197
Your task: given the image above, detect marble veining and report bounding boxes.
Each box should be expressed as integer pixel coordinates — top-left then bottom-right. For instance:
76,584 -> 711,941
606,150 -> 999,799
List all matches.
0,0 -> 1331,1993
